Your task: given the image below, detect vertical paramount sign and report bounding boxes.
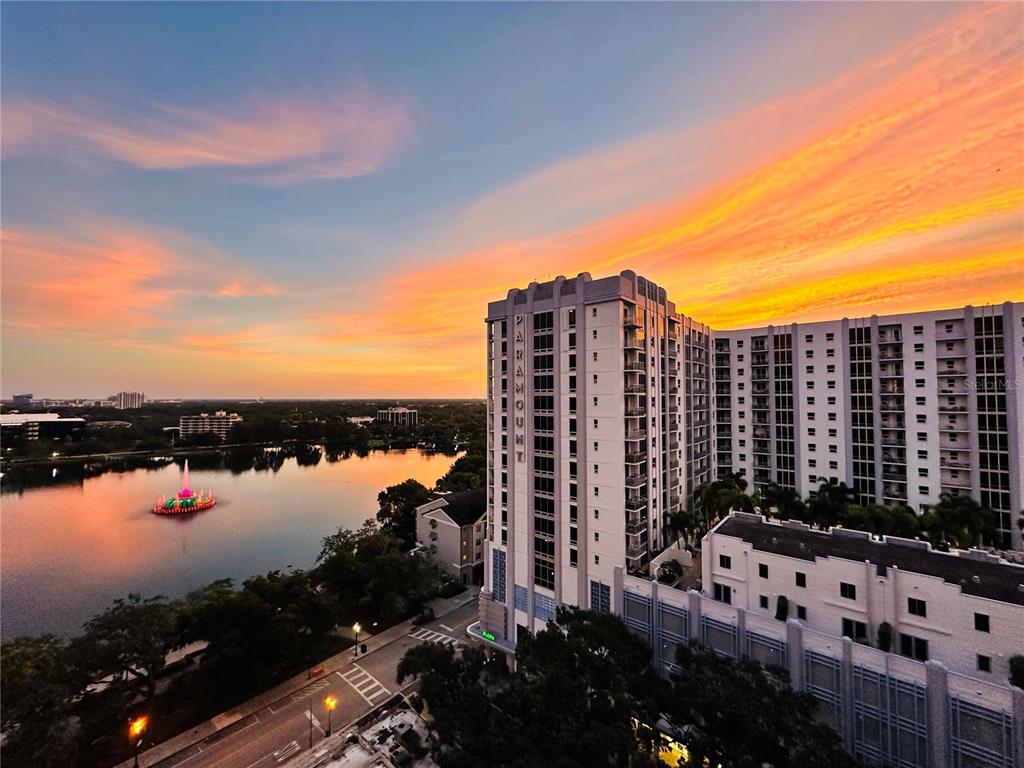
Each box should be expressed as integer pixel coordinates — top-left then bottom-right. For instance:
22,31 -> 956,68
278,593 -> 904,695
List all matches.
514,314 -> 526,462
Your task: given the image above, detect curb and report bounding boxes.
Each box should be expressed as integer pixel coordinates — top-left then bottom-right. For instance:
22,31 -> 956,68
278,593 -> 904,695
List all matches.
114,590 -> 478,768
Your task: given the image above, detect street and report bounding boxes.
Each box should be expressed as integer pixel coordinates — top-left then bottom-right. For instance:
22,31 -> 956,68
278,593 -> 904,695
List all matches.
150,599 -> 479,768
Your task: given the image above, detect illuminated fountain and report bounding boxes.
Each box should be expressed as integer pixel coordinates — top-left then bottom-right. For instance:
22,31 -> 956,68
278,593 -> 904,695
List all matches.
153,460 -> 215,515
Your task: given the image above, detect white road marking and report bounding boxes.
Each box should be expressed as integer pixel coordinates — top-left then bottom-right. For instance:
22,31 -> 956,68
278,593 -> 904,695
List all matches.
304,710 -> 324,734
410,627 -> 461,646
339,663 -> 390,705
273,741 -> 301,762
289,678 -> 330,703
439,624 -> 454,632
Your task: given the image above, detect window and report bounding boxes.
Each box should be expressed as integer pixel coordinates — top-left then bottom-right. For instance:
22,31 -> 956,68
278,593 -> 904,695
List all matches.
594,554 -> 600,565
592,307 -> 597,318
795,572 -> 806,588
974,613 -> 990,632
593,531 -> 599,542
913,325 -> 923,335
796,605 -> 807,620
758,563 -> 768,578
840,582 -> 857,600
899,633 -> 929,661
569,548 -> 578,567
842,618 -> 868,643
719,554 -> 732,569
908,598 -> 927,617
567,309 -> 576,327
713,583 -> 732,604
977,655 -> 992,673
759,595 -> 769,609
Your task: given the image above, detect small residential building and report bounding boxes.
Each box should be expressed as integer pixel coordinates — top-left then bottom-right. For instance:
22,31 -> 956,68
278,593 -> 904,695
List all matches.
416,488 -> 486,584
179,411 -> 242,440
11,393 -> 32,406
376,406 -> 418,427
113,391 -> 145,409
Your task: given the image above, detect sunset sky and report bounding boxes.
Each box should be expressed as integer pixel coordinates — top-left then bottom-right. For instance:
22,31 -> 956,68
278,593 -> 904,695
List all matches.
2,2 -> 1022,399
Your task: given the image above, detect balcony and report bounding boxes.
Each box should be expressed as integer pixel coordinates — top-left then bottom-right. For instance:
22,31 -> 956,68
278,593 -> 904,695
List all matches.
940,457 -> 969,469
625,518 -> 647,535
624,357 -> 646,373
624,384 -> 646,394
625,496 -> 648,511
624,313 -> 640,328
625,407 -> 646,418
625,473 -> 647,489
938,403 -> 968,413
625,430 -> 647,442
626,544 -> 646,560
624,451 -> 646,464
940,472 -> 971,489
881,435 -> 906,447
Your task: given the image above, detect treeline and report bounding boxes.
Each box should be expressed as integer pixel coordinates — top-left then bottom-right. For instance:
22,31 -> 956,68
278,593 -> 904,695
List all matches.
397,608 -> 855,768
668,472 -> 1008,552
1,523 -> 445,768
3,400 -> 486,462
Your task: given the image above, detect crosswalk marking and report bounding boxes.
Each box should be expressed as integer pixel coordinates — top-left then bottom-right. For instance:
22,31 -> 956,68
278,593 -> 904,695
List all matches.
339,663 -> 390,705
274,741 -> 301,762
410,627 -> 461,647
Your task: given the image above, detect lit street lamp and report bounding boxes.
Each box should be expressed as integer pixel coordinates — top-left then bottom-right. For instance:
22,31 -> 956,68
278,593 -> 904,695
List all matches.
128,716 -> 148,768
324,694 -> 337,737
353,622 -> 362,656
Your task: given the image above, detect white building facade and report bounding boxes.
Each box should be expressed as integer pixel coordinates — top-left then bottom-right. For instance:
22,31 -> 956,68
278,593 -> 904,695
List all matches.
179,411 -> 241,440
114,391 -> 145,409
714,303 -> 1024,551
376,407 -> 419,427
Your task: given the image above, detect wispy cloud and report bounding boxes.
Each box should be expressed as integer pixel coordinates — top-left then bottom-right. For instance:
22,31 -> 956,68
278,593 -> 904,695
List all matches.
3,84 -> 411,182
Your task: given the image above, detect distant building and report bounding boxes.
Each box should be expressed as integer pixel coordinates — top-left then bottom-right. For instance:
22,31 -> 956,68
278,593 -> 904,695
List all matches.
416,488 -> 486,584
113,391 -> 144,409
179,411 -> 242,440
347,416 -> 376,426
12,393 -> 32,406
376,406 -> 418,427
0,413 -> 85,442
113,391 -> 145,410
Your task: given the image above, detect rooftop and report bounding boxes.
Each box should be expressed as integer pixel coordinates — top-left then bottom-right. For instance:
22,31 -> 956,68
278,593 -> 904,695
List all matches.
0,413 -> 85,426
433,487 -> 486,527
715,513 -> 1024,606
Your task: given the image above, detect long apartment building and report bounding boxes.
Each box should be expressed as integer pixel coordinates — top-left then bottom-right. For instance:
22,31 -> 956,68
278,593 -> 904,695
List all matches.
479,271 -> 711,641
713,303 -> 1023,550
473,270 -> 1023,765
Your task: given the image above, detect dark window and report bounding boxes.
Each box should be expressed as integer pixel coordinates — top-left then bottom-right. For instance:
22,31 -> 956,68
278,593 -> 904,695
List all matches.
795,572 -> 806,588
713,583 -> 732,605
759,595 -> 769,609
842,618 -> 868,643
719,554 -> 732,569
975,613 -> 990,632
977,655 -> 991,673
899,634 -> 929,661
840,582 -> 857,600
908,598 -> 927,617
796,605 -> 807,620
758,563 -> 768,578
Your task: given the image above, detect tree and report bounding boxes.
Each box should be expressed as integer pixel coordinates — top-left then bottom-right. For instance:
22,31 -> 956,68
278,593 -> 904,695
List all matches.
663,644 -> 855,768
0,635 -> 82,767
805,479 -> 854,529
919,493 -> 996,549
399,609 -> 663,767
435,452 -> 486,493
696,472 -> 755,537
376,478 -> 431,546
315,521 -> 440,627
665,507 -> 698,547
843,503 -> 919,538
758,483 -> 806,522
1009,655 -> 1024,690
77,594 -> 178,697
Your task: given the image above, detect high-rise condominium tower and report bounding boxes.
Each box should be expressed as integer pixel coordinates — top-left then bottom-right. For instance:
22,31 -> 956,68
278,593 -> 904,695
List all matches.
479,271 -> 711,644
478,271 -> 1023,649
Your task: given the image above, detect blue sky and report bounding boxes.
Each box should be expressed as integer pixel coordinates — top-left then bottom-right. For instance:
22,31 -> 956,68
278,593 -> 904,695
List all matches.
3,2 -> 1020,397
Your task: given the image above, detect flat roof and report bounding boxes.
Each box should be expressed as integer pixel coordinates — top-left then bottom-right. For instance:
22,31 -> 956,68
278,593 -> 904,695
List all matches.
716,515 -> 1024,606
0,413 -> 85,426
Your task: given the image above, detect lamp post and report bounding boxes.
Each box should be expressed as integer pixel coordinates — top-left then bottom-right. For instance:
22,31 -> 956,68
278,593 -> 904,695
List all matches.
128,716 -> 148,768
323,694 -> 337,737
353,622 -> 362,656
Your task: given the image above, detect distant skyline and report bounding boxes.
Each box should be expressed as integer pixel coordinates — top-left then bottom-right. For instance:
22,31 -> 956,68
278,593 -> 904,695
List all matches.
3,3 -> 1021,399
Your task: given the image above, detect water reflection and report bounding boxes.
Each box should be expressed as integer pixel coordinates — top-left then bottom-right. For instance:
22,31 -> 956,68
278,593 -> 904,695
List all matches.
0,447 -> 458,639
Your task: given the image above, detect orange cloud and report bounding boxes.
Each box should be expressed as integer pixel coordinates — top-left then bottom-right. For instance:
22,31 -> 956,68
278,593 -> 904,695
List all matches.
3,84 -> 411,181
315,1 -> 1022,394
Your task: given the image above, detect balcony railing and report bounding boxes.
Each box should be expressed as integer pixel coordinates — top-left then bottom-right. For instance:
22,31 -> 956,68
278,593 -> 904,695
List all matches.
624,451 -> 646,464
625,473 -> 647,489
625,496 -> 648,511
625,430 -> 647,441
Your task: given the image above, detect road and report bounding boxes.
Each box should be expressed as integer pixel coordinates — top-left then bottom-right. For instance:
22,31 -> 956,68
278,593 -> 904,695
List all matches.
151,599 -> 479,768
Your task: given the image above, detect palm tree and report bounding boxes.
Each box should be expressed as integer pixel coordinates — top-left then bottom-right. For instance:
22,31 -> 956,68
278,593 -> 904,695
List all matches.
806,479 -> 854,529
759,482 -> 807,521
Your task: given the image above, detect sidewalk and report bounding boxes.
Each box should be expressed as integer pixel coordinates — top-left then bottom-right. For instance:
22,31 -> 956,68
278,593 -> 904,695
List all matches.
115,587 -> 479,768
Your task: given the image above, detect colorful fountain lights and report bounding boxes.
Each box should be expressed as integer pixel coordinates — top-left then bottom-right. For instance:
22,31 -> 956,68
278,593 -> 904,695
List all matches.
153,460 -> 216,514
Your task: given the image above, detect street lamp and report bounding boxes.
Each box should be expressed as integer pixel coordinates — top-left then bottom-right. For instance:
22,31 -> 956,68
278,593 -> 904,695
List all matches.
353,622 -> 362,656
323,694 -> 337,737
128,716 -> 148,768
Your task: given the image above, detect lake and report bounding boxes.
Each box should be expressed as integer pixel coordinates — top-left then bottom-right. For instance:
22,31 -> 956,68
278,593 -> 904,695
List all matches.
0,447 -> 458,640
